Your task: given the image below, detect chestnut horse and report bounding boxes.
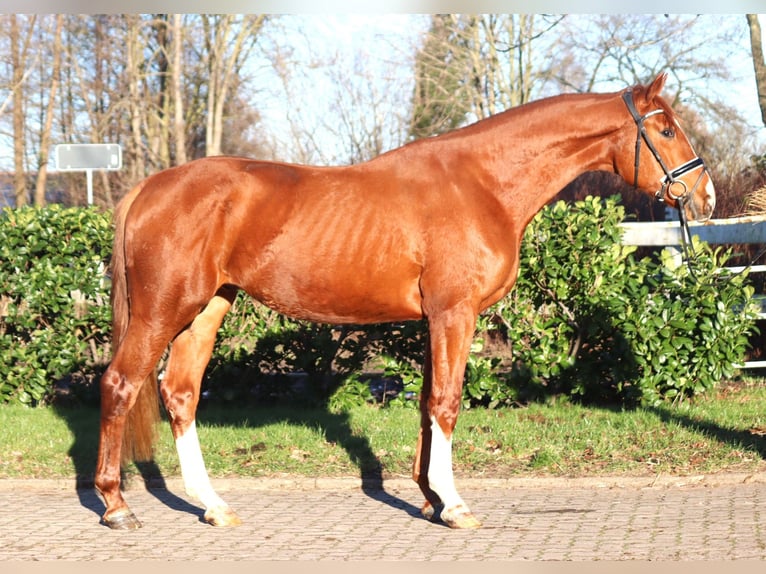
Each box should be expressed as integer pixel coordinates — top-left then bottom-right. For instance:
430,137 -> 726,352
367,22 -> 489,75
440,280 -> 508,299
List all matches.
95,73 -> 715,530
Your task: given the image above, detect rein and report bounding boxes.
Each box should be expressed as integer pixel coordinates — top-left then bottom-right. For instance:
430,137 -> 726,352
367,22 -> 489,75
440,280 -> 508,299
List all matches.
622,89 -> 708,273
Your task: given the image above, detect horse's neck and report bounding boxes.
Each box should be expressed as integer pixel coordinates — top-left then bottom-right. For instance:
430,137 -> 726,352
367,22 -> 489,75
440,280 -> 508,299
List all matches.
459,92 -> 627,228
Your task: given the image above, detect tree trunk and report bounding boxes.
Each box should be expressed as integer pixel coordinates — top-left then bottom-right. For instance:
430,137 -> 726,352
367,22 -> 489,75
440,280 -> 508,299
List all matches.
150,15 -> 171,168
10,15 -> 36,206
747,14 -> 766,129
126,15 -> 146,182
172,13 -> 187,165
203,14 -> 224,157
34,15 -> 64,206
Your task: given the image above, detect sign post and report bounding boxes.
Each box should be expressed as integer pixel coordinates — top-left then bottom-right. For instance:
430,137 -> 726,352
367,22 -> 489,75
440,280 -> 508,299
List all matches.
54,143 -> 122,205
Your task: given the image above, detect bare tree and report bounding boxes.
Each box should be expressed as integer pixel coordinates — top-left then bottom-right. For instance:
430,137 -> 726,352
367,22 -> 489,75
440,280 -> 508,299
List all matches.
265,16 -> 417,165
553,14 -> 742,99
408,13 -> 564,140
0,13 -> 276,206
322,51 -> 413,164
124,15 -> 190,178
462,14 -> 563,115
125,15 -> 147,183
146,14 -> 171,169
201,14 -> 266,157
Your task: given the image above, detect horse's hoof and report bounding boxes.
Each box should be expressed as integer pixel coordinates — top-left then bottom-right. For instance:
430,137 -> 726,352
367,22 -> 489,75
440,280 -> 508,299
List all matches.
102,510 -> 142,530
204,506 -> 242,527
420,501 -> 437,521
441,504 -> 482,529
421,501 -> 482,529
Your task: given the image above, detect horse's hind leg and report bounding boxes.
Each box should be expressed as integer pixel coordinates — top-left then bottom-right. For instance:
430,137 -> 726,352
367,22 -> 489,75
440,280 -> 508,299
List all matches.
96,328 -> 172,530
160,289 -> 241,527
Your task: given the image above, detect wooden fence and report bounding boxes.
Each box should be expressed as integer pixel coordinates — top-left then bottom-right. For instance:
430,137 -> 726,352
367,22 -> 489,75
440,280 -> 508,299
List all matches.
619,214 -> 766,369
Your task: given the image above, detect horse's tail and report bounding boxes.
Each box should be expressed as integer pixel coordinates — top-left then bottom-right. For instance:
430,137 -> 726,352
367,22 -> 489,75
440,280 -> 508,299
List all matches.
108,182 -> 161,465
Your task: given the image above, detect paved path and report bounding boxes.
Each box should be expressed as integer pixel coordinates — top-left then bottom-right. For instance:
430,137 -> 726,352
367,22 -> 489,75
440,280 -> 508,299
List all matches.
2,475 -> 766,561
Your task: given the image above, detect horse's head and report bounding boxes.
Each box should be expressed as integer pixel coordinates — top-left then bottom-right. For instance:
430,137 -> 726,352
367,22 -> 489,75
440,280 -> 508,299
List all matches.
617,73 -> 715,222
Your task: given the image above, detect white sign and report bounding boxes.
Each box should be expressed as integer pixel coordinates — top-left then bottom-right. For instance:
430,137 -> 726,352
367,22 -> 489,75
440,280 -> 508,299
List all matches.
53,143 -> 122,205
55,143 -> 122,171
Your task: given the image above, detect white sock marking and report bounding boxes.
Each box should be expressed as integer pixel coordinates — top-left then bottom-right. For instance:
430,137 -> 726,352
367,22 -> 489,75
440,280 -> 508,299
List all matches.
427,415 -> 465,510
175,421 -> 228,511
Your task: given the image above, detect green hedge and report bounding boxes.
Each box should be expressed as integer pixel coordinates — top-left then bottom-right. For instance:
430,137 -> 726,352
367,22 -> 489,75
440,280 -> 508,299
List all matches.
0,206 -> 113,404
0,198 -> 759,408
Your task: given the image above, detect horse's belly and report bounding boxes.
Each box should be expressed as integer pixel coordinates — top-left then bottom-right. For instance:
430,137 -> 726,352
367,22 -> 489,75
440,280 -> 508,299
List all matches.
252,274 -> 423,325
239,251 -> 424,325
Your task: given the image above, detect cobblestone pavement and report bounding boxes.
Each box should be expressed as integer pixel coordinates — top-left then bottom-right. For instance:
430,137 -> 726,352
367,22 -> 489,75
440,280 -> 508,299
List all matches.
2,475 -> 766,561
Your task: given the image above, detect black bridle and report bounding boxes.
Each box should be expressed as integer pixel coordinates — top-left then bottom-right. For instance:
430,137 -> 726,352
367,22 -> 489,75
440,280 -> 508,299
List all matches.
622,89 -> 709,264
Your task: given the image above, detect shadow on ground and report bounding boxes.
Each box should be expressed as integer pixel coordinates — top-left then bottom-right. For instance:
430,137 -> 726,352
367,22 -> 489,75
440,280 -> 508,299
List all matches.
649,403 -> 766,460
51,400 -> 421,527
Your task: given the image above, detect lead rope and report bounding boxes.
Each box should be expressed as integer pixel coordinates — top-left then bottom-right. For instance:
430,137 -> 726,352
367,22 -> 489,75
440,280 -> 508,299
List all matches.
675,195 -> 702,282
676,196 -> 695,259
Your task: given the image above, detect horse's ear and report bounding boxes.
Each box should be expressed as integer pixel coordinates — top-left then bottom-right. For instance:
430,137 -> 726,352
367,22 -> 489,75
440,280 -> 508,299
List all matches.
645,73 -> 668,102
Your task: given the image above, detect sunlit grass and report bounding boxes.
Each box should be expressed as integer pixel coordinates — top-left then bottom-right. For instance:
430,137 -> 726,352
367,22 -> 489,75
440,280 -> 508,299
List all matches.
1,378 -> 766,481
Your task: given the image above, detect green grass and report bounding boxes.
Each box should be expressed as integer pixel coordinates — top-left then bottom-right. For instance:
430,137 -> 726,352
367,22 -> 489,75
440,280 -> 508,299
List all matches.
2,379 -> 766,482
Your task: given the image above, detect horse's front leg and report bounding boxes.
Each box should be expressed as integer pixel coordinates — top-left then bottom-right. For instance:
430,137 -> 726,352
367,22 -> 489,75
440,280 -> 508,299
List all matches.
161,294 -> 241,527
413,302 -> 482,529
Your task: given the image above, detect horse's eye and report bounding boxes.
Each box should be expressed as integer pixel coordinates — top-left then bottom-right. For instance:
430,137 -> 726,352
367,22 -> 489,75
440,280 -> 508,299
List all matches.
661,128 -> 675,138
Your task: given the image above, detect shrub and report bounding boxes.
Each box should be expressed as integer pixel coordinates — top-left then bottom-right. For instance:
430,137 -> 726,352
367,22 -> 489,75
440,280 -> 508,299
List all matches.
475,196 -> 759,406
612,245 -> 758,405
0,206 -> 113,404
487,196 -> 634,397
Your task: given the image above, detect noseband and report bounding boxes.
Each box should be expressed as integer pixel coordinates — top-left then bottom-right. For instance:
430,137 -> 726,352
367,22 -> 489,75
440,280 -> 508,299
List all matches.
621,90 -> 707,219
